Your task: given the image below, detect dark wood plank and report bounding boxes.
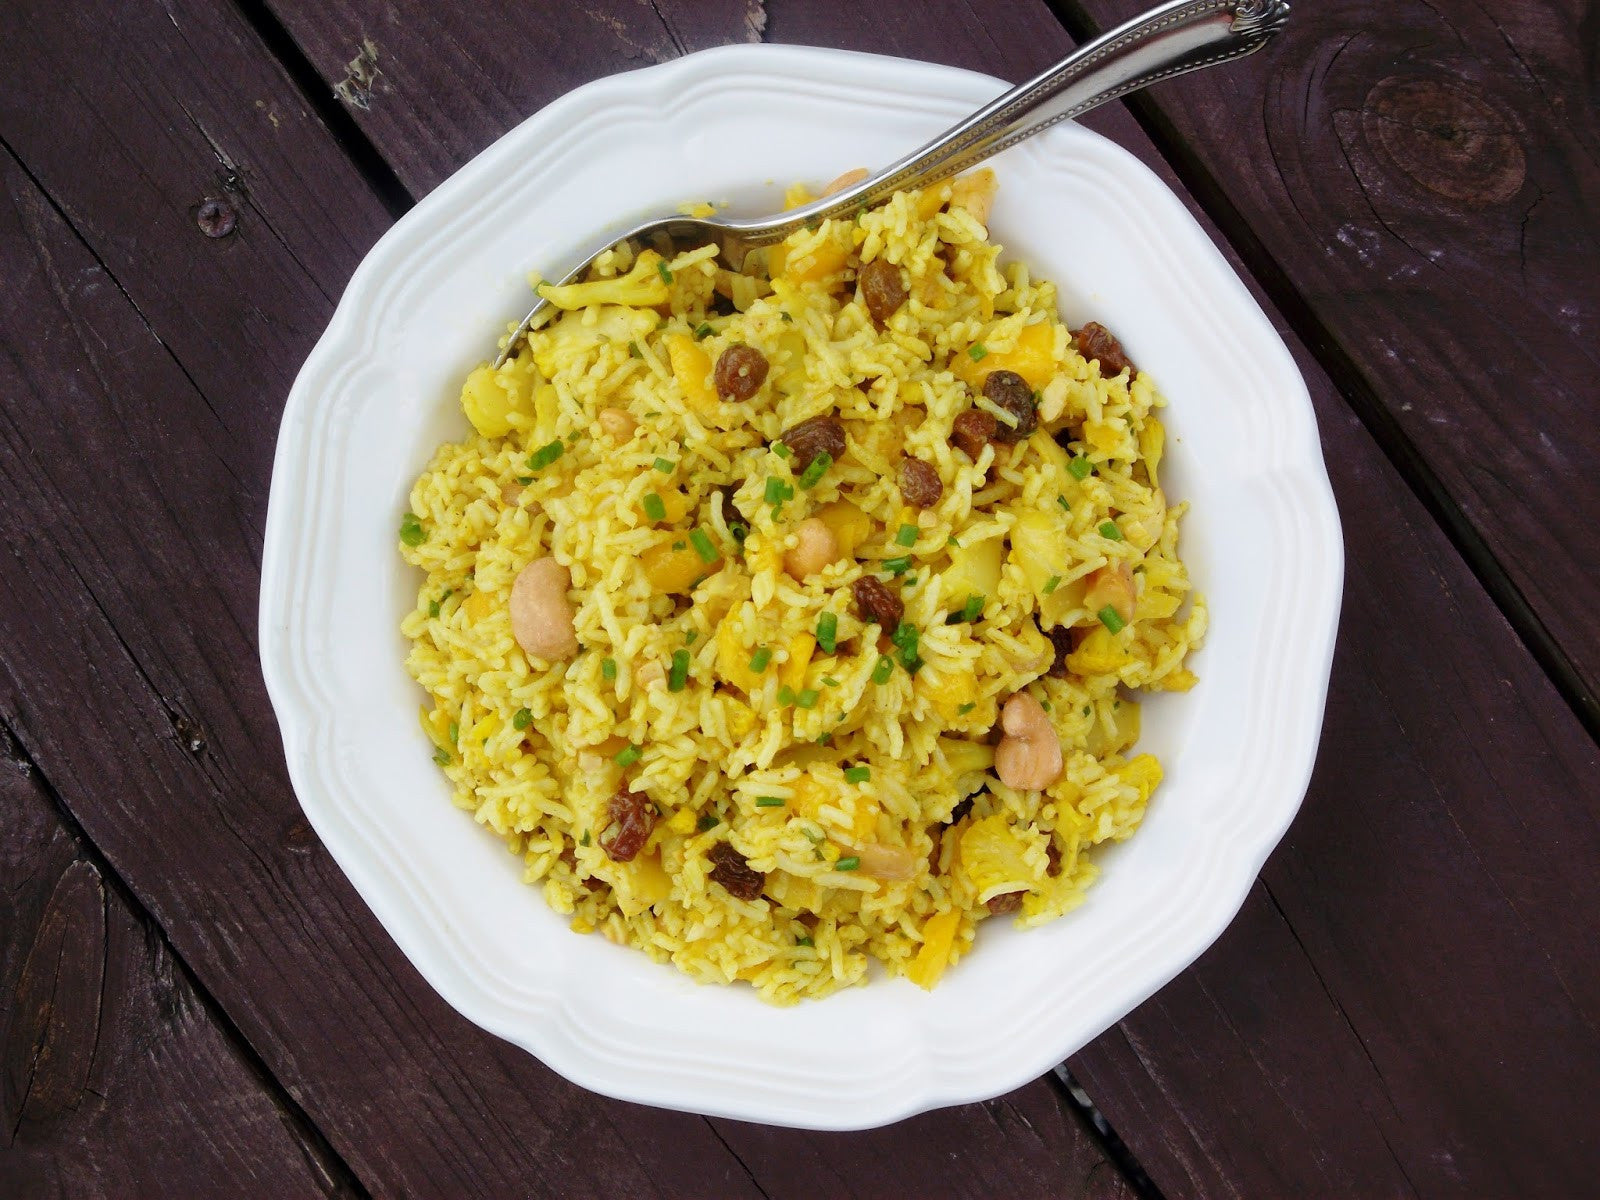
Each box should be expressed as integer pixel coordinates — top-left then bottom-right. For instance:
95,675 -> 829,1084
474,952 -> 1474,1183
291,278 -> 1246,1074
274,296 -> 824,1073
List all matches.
0,3 -> 1127,1198
1067,0 -> 1600,719
1,727 -> 357,1199
248,0 -> 1600,1194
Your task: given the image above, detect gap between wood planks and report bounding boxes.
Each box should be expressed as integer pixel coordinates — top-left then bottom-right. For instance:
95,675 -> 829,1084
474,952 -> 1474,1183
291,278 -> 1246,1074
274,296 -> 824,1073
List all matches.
1043,0 -> 1600,746
0,715 -> 371,1199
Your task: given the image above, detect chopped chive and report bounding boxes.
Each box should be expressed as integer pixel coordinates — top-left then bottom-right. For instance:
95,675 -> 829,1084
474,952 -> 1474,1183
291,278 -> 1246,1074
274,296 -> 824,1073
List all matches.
642,492 -> 667,522
672,540 -> 686,551
684,630 -> 699,646
957,702 -> 977,715
697,813 -> 721,831
797,450 -> 832,489
527,440 -> 564,470
872,656 -> 894,685
428,599 -> 441,618
836,856 -> 861,871
669,648 -> 691,691
653,457 -> 676,473
796,935 -> 814,947
891,622 -> 921,672
657,260 -> 673,283
801,826 -> 825,844
628,340 -> 643,359
517,475 -> 533,485
961,594 -> 984,622
1069,456 -> 1093,480
1040,699 -> 1052,712
448,721 -> 458,745
512,708 -> 533,730
1043,575 -> 1062,595
1083,705 -> 1092,716
432,747 -> 450,766
772,441 -> 793,459
816,731 -> 832,745
693,322 -> 713,340
749,646 -> 772,673
399,512 -> 426,547
797,688 -> 820,709
822,676 -> 841,687
601,657 -> 617,680
1097,605 -> 1127,634
764,477 -> 793,505
780,311 -> 794,323
882,555 -> 912,576
895,523 -> 919,547
1057,495 -> 1071,513
689,528 -> 718,563
816,611 -> 838,653
614,744 -> 642,767
1099,521 -> 1123,541
730,522 -> 749,545
580,829 -> 591,846
755,796 -> 786,808
902,576 -> 917,588
778,685 -> 797,706
947,535 -> 961,548
968,344 -> 988,361
844,766 -> 871,784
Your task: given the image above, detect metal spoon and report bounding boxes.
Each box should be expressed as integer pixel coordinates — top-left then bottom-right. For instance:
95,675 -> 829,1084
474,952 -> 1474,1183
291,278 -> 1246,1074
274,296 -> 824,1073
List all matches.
494,0 -> 1289,367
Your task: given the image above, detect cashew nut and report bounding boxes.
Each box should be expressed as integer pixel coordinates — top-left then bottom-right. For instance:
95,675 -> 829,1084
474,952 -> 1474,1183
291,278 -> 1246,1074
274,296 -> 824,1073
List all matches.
783,517 -> 840,580
822,167 -> 869,197
596,407 -> 637,440
635,660 -> 666,690
510,558 -> 580,661
994,692 -> 1063,791
1084,562 -> 1135,625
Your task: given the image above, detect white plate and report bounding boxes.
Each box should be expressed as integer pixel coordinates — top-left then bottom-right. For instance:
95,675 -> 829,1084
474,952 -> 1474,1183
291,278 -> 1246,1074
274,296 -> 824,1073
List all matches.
260,44 -> 1342,1130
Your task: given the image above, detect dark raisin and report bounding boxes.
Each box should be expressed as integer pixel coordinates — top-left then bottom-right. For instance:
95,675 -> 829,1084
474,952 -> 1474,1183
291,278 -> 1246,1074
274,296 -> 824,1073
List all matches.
898,455 -> 943,509
600,787 -> 656,863
983,370 -> 1037,444
1053,427 -> 1079,454
780,415 -> 847,470
1045,840 -> 1063,877
1045,625 -> 1076,679
851,576 -> 904,631
713,344 -> 769,401
707,841 -> 764,900
859,257 -> 909,324
1073,321 -> 1133,378
951,408 -> 997,459
986,890 -> 1024,916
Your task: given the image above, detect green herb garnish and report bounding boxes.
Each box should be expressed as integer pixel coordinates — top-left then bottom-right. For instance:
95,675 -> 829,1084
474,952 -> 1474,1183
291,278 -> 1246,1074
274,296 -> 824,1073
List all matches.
668,648 -> 691,691
764,477 -> 793,506
602,657 -> 617,681
399,512 -> 426,547
689,528 -> 718,563
844,766 -> 870,784
1099,521 -> 1123,541
871,656 -> 894,685
653,457 -> 676,473
657,261 -> 673,284
1042,575 -> 1062,595
755,796 -> 786,808
882,555 -> 912,576
693,322 -> 713,340
512,708 -> 533,730
580,829 -> 591,846
960,594 -> 984,622
816,612 -> 838,653
697,813 -> 721,831
797,451 -> 832,490
836,856 -> 861,871
895,523 -> 919,547
957,702 -> 977,715
778,685 -> 797,706
1068,456 -> 1093,481
772,441 -> 792,459
749,646 -> 772,673
614,744 -> 642,767
968,344 -> 988,361
796,688 -> 820,709
527,440 -> 564,470
796,935 -> 814,947
432,747 -> 451,766
642,492 -> 667,522
1097,605 -> 1127,634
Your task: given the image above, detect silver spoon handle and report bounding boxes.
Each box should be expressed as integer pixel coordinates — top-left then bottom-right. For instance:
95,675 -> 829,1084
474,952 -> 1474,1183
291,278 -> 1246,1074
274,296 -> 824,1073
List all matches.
730,0 -> 1289,242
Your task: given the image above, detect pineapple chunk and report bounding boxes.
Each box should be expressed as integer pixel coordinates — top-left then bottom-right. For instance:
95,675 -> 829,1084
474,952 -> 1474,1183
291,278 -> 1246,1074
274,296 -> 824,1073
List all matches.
941,535 -> 1003,608
938,737 -> 995,777
665,334 -> 717,411
716,621 -> 762,693
1120,754 -> 1163,805
958,815 -> 1035,900
920,668 -> 976,721
954,321 -> 1057,390
642,541 -> 719,593
1008,510 -> 1084,624
1066,627 -> 1136,676
907,909 -> 961,990
780,633 -> 816,690
464,589 -> 496,622
814,500 -> 872,561
1153,667 -> 1199,693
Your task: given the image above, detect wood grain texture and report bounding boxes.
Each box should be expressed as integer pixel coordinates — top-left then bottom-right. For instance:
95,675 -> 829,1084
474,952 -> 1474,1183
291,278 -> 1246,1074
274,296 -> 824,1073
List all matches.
1067,0 -> 1600,715
0,2 -> 1125,1197
264,0 -> 1600,1192
0,730 -> 356,1199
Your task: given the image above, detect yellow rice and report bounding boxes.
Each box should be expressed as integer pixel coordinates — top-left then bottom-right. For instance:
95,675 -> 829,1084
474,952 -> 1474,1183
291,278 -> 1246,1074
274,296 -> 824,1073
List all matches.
399,172 -> 1204,1003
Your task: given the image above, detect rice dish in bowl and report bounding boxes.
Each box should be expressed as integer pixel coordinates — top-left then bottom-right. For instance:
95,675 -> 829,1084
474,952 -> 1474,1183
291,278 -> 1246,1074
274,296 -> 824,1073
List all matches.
398,170 -> 1204,1004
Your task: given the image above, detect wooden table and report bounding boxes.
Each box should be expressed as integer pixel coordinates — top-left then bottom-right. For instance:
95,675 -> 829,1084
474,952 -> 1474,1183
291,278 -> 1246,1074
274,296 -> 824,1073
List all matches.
3,2 -> 1595,1195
